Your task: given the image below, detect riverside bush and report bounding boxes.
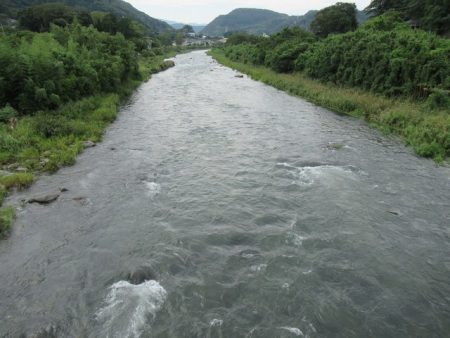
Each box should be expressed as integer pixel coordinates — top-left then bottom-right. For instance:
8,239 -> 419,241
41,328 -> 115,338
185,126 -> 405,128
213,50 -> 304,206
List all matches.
0,23 -> 139,114
222,14 -> 450,101
300,14 -> 450,99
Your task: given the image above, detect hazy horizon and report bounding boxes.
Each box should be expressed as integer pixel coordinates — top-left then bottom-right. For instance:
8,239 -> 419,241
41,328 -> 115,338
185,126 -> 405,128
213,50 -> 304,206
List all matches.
126,0 -> 372,24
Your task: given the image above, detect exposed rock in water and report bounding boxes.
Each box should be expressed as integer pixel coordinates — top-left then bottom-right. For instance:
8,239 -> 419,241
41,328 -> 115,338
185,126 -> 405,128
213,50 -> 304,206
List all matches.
388,210 -> 402,216
326,143 -> 345,150
60,187 -> 69,192
235,74 -> 244,78
28,194 -> 60,204
83,140 -> 96,148
72,197 -> 88,206
28,324 -> 59,338
128,265 -> 157,285
163,60 -> 175,68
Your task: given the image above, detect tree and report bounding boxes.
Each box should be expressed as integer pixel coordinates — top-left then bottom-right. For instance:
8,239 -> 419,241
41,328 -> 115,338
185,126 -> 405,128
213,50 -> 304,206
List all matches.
18,3 -> 92,32
310,2 -> 358,38
181,25 -> 194,34
365,0 -> 450,35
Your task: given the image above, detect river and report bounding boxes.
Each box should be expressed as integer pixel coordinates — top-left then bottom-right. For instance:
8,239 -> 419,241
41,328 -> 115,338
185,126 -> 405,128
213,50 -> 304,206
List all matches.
1,51 -> 449,337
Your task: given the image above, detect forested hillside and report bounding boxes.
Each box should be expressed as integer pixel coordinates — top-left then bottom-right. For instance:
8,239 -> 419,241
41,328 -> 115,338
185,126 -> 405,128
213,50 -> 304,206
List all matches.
0,0 -> 172,33
201,7 -> 369,37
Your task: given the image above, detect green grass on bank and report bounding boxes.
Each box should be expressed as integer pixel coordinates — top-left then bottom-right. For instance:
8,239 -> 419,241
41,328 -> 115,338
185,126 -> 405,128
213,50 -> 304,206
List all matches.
0,207 -> 15,238
210,49 -> 449,163
0,54 -> 175,237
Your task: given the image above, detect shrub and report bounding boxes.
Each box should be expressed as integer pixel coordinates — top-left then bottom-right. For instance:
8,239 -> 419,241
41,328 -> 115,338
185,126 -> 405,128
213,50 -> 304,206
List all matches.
0,105 -> 18,123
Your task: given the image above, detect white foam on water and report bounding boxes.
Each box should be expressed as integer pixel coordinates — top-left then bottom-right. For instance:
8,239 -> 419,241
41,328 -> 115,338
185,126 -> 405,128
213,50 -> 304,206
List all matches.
277,162 -> 297,169
145,182 -> 161,198
210,318 -> 223,327
286,233 -> 307,247
280,164 -> 357,187
250,264 -> 267,272
279,327 -> 304,336
96,280 -> 167,338
282,283 -> 290,290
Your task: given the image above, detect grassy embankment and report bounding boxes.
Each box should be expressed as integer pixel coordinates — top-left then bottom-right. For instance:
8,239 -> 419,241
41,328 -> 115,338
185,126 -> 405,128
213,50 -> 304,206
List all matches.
209,49 -> 449,163
0,54 -> 175,237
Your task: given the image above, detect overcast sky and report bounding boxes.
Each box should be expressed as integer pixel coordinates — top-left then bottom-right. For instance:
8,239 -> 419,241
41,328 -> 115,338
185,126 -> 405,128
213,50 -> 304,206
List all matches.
127,0 -> 371,24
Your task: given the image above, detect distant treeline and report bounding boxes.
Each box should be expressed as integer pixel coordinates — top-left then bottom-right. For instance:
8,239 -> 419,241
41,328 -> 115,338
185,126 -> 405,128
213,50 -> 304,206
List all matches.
222,13 -> 449,106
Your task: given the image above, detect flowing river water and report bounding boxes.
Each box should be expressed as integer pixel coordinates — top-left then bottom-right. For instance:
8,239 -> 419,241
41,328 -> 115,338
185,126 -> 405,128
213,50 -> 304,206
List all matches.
1,51 -> 449,337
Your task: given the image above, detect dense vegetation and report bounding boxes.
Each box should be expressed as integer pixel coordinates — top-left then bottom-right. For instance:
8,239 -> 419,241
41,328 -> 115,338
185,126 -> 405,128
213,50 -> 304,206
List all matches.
366,0 -> 450,35
0,3 -> 181,236
214,12 -> 449,161
310,2 -> 358,37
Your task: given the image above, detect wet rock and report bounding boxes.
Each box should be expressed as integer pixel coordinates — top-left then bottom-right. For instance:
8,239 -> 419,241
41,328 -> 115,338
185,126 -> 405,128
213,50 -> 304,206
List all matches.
110,147 -> 116,151
164,60 -> 175,68
5,163 -> 19,171
73,196 -> 88,205
128,265 -> 156,285
28,324 -> 58,338
28,194 -> 60,204
235,74 -> 244,78
326,143 -> 344,150
83,140 -> 96,148
0,170 -> 12,176
40,158 -> 50,166
60,187 -> 69,192
388,210 -> 402,216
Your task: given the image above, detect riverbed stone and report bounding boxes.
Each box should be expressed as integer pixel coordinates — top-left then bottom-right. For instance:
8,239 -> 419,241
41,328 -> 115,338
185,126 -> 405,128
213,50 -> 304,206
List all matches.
40,158 -> 50,166
128,265 -> 156,284
235,74 -> 244,78
164,60 -> 175,68
28,193 -> 60,204
5,163 -> 19,170
72,196 -> 88,205
83,140 -> 96,148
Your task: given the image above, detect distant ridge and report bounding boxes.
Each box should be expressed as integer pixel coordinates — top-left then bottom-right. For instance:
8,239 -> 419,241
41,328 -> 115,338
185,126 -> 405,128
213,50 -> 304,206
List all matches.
0,0 -> 172,33
164,20 -> 206,33
201,8 -> 369,37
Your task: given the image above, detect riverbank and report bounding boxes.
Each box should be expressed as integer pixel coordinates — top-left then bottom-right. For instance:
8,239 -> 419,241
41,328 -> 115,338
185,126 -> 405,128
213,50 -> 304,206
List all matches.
209,49 -> 449,164
0,54 -> 175,237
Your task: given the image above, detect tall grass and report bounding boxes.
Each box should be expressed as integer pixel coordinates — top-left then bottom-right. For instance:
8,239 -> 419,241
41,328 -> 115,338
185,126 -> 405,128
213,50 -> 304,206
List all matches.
0,207 -> 15,237
210,49 -> 449,162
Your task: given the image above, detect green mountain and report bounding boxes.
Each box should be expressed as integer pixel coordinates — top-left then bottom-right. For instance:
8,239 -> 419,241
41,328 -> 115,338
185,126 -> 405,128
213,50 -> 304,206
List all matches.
201,8 -> 369,37
0,0 -> 172,33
